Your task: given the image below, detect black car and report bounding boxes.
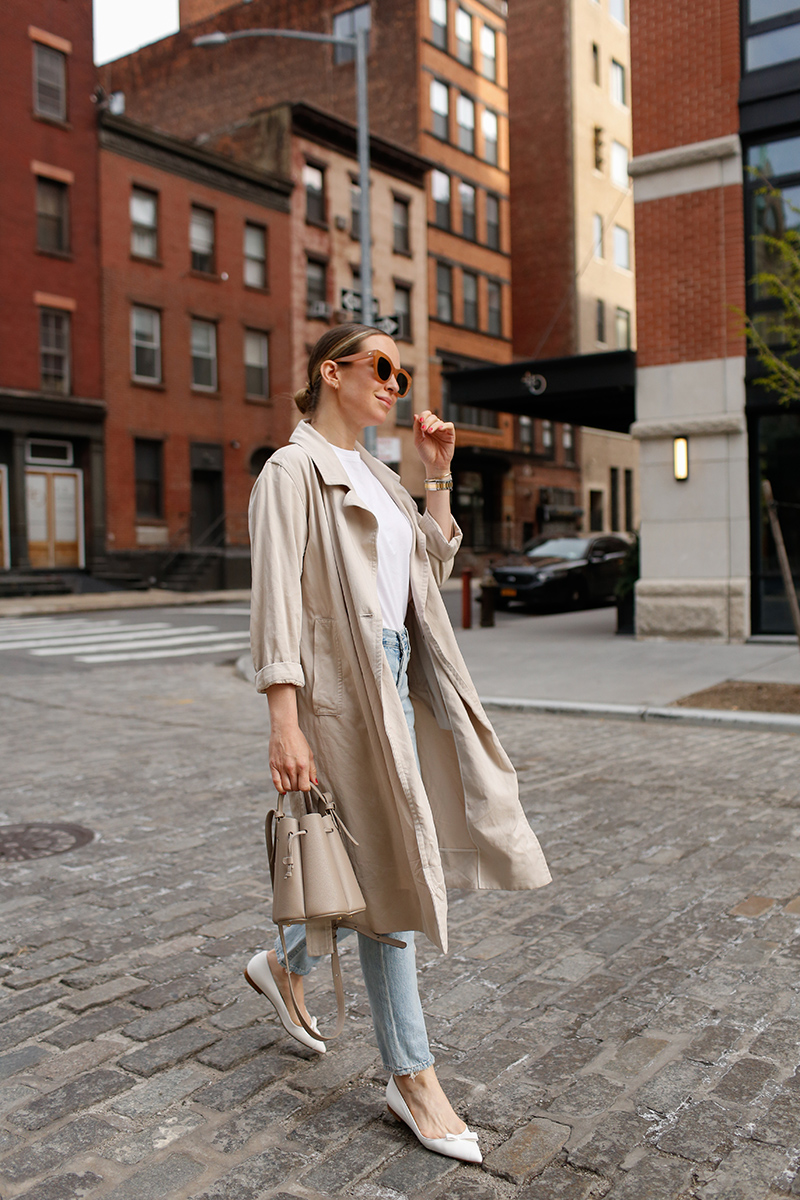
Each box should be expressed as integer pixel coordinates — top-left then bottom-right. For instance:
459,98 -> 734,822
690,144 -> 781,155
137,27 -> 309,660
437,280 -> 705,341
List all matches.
492,535 -> 630,611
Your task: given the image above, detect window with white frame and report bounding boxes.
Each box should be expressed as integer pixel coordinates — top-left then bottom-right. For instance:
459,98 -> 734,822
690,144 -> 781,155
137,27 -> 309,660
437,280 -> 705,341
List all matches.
131,306 -> 161,382
131,188 -> 157,258
430,79 -> 449,139
37,178 -> 69,253
244,330 -> 269,397
432,170 -> 451,229
455,7 -> 472,64
244,223 -> 267,287
611,59 -> 627,106
303,162 -> 326,224
430,0 -> 447,48
613,225 -> 630,269
40,308 -> 70,394
191,319 -> 217,390
611,141 -> 629,188
457,94 -> 475,153
482,109 -> 498,165
481,24 -> 497,80
33,43 -> 66,120
593,213 -> 604,259
615,306 -> 631,348
332,3 -> 370,64
190,206 -> 215,272
459,181 -> 476,239
610,0 -> 627,26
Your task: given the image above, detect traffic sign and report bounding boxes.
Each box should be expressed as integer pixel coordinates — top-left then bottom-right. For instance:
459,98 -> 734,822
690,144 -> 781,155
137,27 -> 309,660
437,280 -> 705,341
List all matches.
340,289 -> 379,318
374,315 -> 400,337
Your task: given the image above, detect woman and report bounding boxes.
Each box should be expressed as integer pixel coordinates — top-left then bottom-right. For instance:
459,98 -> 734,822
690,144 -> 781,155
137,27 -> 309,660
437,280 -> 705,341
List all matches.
246,324 -> 550,1163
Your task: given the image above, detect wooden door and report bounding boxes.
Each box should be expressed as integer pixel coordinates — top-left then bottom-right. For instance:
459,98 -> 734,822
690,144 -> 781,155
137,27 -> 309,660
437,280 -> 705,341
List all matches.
25,468 -> 83,569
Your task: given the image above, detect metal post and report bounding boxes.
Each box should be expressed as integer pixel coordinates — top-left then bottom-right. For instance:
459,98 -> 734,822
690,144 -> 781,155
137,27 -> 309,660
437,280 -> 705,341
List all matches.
356,24 -> 377,456
461,570 -> 473,630
763,479 -> 800,649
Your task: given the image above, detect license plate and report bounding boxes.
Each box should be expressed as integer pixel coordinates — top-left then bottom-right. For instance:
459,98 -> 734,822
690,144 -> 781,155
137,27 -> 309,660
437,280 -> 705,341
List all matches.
500,588 -> 517,597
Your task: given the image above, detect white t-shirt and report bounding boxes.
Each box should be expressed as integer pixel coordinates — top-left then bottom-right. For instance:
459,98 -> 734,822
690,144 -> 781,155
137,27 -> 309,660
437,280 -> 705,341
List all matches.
331,446 -> 413,632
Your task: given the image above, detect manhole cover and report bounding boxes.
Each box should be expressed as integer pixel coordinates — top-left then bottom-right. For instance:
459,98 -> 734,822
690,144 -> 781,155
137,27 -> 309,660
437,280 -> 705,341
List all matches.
0,823 -> 95,862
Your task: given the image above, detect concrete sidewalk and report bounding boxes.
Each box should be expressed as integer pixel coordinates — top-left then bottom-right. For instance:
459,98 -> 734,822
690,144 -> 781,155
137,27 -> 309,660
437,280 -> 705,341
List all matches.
0,588 -> 251,619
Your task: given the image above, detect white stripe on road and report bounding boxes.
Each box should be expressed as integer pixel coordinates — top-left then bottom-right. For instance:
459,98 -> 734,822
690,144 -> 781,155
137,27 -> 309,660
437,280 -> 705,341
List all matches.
76,641 -> 251,663
31,629 -> 251,657
0,623 -> 184,650
0,620 -> 122,638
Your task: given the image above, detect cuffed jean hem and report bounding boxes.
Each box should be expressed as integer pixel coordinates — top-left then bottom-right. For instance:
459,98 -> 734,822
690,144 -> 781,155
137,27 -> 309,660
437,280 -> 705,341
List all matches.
386,1057 -> 436,1077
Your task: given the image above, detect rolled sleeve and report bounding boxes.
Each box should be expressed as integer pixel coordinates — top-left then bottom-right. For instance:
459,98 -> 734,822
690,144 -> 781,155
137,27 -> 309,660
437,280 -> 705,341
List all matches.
419,510 -> 463,587
249,461 -> 308,695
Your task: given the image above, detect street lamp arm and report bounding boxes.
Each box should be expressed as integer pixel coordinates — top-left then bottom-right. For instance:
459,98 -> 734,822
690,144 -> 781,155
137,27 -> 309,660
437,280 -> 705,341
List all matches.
193,28 -> 355,48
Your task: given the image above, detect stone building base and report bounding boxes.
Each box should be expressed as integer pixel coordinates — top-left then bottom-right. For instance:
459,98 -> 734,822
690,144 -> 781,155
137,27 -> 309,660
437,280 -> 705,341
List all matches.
635,578 -> 750,642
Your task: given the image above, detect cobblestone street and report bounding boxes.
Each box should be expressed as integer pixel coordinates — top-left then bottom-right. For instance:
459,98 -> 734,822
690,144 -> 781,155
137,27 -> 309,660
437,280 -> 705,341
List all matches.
2,660 -> 800,1199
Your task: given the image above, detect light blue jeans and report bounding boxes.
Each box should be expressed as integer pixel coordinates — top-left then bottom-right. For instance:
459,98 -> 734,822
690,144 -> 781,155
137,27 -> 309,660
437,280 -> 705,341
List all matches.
275,627 -> 434,1076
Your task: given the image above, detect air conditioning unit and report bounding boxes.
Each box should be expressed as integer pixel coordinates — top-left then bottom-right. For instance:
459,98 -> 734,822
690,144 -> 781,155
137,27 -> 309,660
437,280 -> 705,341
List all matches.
307,301 -> 332,319
334,215 -> 348,231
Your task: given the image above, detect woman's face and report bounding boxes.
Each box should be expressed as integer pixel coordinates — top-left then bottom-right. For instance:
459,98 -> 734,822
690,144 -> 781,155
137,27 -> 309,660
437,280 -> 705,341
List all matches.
329,334 -> 404,430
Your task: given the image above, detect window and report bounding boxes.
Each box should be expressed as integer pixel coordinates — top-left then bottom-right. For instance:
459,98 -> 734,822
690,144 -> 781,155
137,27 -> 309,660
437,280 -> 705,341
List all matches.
596,298 -> 607,343
332,3 -> 371,64
613,225 -> 630,269
616,306 -> 631,349
745,4 -> 800,71
624,469 -> 634,532
486,192 -> 500,249
190,206 -> 215,273
131,306 -> 161,382
563,424 -> 575,464
130,188 -> 157,259
36,178 -> 69,253
306,258 -> 327,310
610,0 -> 627,23
430,0 -> 447,48
393,197 -> 410,253
350,178 -> 361,239
191,319 -> 217,390
457,94 -> 475,153
245,330 -> 269,398
135,439 -> 163,520
303,162 -> 326,225
481,24 -> 497,80
610,467 -> 620,531
611,59 -> 627,106
542,420 -> 554,458
437,262 -> 453,322
432,170 -> 451,229
593,213 -> 604,259
459,181 -> 476,240
611,141 -> 629,188
520,414 -> 533,451
394,283 -> 412,340
33,43 -> 66,120
482,109 -> 498,165
455,7 -> 472,64
463,271 -> 478,328
430,79 -> 449,139
593,125 -> 604,170
592,42 -> 600,85
244,223 -> 267,288
487,279 -> 502,335
39,309 -> 70,394
589,490 -> 603,532
746,136 -> 800,344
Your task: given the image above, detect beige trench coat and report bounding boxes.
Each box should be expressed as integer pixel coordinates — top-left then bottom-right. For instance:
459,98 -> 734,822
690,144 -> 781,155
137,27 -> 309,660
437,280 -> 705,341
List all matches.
249,420 -> 551,953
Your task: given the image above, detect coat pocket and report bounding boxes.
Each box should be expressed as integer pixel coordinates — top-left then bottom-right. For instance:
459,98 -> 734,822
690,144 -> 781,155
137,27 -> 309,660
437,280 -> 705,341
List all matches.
311,617 -> 343,716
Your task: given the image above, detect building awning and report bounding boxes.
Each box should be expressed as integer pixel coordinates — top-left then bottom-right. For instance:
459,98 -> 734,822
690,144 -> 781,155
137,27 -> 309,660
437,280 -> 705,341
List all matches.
446,349 -> 636,434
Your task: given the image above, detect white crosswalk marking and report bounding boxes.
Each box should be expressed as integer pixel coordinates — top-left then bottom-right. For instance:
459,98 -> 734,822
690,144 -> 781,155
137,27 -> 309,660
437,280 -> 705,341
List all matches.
0,615 -> 250,668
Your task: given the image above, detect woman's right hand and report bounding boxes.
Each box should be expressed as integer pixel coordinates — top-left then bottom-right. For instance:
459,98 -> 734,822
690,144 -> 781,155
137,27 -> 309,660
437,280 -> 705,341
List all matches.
269,723 -> 317,794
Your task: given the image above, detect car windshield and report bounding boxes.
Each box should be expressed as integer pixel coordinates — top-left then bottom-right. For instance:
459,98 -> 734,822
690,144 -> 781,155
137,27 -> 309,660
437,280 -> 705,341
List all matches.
525,538 -> 589,561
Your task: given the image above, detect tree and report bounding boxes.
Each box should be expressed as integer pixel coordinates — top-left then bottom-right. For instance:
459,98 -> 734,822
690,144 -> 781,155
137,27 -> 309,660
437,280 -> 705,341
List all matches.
745,180 -> 800,405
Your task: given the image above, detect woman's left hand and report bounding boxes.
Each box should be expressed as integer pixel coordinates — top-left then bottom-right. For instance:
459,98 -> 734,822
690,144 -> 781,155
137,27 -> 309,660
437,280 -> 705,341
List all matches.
414,411 -> 455,476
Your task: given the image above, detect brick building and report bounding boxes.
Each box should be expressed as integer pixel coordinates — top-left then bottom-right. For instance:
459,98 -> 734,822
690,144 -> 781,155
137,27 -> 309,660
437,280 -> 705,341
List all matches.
506,0 -> 639,543
628,0 -> 800,638
98,0 -> 550,553
200,102 -> 431,500
0,0 -> 104,579
98,112 -> 293,587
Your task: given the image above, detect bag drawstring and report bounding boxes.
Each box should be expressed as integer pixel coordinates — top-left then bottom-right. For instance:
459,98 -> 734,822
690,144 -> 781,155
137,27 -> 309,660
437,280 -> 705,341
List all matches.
283,828 -> 306,878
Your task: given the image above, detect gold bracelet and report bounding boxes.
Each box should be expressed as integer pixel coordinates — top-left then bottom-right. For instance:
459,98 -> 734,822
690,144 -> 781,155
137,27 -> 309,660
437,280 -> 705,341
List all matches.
424,475 -> 453,491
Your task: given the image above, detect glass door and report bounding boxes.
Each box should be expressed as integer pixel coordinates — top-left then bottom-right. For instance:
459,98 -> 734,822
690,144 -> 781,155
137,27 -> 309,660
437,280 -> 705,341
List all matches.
751,412 -> 800,633
25,468 -> 84,569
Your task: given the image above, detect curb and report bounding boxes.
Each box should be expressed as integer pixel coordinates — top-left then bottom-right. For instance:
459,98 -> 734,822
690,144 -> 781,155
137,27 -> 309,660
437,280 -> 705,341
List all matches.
480,696 -> 800,735
0,588 -> 251,619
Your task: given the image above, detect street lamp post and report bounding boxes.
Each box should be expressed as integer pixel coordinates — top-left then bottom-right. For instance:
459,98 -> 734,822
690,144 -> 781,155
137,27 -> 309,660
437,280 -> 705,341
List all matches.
194,25 -> 377,452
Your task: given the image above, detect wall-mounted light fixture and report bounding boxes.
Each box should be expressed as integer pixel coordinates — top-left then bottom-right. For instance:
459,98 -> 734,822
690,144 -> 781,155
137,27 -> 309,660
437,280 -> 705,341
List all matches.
673,437 -> 689,481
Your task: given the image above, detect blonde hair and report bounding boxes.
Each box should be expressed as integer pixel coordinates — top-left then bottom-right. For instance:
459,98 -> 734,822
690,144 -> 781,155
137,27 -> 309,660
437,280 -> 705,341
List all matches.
294,323 -> 375,415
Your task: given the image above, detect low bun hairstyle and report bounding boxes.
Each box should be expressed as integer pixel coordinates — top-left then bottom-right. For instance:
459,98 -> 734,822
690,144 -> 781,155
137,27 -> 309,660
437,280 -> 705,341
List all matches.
294,323 -> 375,416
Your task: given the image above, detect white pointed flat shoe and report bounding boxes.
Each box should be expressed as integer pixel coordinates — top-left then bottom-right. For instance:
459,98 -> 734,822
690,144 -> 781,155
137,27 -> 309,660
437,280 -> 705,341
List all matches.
244,951 -> 326,1054
386,1076 -> 482,1164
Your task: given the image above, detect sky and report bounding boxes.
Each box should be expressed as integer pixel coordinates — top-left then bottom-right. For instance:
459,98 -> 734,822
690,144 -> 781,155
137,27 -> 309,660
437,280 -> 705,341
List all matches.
93,0 -> 180,66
